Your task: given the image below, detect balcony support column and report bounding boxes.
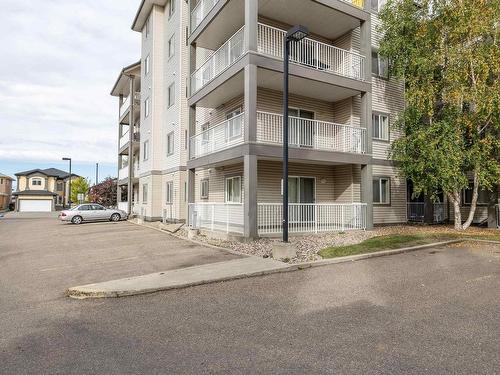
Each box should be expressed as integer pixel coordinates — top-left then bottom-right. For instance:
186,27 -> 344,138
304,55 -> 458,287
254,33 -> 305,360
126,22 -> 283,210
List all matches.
361,164 -> 373,230
244,154 -> 258,239
244,64 -> 257,143
244,0 -> 258,52
127,75 -> 136,216
187,168 -> 196,226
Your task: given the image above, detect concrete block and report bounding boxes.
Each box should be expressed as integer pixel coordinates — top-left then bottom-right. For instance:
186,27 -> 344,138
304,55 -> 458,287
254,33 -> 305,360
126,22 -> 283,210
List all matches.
272,242 -> 297,261
187,228 -> 199,239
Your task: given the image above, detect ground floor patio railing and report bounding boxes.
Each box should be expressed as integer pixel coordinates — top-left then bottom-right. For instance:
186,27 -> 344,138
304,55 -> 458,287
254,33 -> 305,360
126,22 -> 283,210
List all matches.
258,203 -> 367,235
188,203 -> 244,234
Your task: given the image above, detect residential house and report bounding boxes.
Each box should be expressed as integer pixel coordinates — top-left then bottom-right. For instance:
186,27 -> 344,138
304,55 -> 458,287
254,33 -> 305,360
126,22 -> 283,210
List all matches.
0,173 -> 14,210
13,168 -> 79,212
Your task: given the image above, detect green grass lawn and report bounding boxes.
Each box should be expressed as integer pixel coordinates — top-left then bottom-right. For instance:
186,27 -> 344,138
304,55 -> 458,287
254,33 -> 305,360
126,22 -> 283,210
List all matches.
318,232 -> 500,259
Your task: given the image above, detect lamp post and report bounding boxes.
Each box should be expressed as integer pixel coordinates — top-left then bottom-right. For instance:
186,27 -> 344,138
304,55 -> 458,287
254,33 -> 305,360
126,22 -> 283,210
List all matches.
62,157 -> 72,208
282,25 -> 309,242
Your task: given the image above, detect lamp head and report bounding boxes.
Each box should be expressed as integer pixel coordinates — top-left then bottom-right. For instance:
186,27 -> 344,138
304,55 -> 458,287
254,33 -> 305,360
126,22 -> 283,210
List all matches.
62,157 -> 71,161
286,25 -> 309,42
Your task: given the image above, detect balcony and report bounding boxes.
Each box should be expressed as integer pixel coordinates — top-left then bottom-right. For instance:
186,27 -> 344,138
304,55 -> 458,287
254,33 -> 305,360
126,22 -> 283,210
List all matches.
191,27 -> 245,94
188,202 -> 244,235
119,96 -> 131,118
407,202 -> 448,223
191,0 -> 221,33
190,24 -> 366,96
190,113 -> 244,159
118,166 -> 128,181
119,131 -> 130,149
257,112 -> 367,154
257,23 -> 365,81
258,203 -> 367,235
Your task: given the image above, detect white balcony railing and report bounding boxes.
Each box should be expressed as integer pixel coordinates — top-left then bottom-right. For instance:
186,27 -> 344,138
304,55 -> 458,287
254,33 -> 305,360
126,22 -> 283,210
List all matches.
119,96 -> 131,118
191,27 -> 245,94
118,166 -> 129,181
117,201 -> 128,212
191,0 -> 220,32
119,131 -> 129,149
258,23 -> 365,81
257,111 -> 367,154
408,202 -> 448,223
190,113 -> 245,159
188,203 -> 244,234
258,203 -> 367,235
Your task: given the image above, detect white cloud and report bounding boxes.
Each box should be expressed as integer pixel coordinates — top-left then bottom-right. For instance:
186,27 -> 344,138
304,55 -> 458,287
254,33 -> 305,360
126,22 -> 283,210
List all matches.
0,0 -> 140,164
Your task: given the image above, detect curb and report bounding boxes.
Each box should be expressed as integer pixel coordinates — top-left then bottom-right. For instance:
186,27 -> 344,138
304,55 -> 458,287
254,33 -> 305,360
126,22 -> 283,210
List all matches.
66,239 -> 475,299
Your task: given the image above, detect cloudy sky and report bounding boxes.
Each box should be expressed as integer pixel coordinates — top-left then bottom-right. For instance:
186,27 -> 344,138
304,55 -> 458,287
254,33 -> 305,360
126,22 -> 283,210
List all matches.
0,0 -> 140,182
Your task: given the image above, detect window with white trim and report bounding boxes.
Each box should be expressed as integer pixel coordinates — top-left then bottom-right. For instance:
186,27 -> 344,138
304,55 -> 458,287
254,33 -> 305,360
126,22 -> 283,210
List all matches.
168,83 -> 175,108
226,108 -> 242,140
144,97 -> 150,118
200,179 -> 209,199
372,50 -> 389,78
371,0 -> 387,12
32,178 -> 42,186
225,176 -> 241,203
166,132 -> 175,155
166,181 -> 173,203
168,35 -> 175,58
145,55 -> 150,76
142,184 -> 148,203
462,183 -> 490,206
373,177 -> 390,204
372,113 -> 389,141
143,140 -> 149,161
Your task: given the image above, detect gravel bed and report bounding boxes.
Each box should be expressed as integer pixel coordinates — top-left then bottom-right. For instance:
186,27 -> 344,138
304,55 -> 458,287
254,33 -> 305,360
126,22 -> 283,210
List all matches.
175,224 -> 498,264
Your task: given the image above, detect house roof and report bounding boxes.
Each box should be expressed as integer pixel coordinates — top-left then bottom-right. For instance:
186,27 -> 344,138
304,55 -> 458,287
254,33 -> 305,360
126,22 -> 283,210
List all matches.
12,190 -> 58,197
15,168 -> 79,179
0,173 -> 13,180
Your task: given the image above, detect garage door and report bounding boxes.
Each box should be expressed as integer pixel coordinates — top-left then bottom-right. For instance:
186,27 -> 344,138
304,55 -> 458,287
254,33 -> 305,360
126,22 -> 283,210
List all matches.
19,200 -> 52,212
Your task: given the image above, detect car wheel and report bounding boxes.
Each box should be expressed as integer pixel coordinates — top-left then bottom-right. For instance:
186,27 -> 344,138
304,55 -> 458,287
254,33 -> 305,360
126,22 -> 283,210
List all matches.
72,216 -> 83,224
110,213 -> 121,222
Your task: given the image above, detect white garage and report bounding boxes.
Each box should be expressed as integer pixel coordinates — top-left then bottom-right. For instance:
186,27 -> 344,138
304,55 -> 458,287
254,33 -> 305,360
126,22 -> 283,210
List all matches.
19,199 -> 53,212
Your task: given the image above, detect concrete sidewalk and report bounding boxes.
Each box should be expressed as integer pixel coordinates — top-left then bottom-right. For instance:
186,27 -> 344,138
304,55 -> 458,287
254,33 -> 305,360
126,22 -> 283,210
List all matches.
67,257 -> 290,299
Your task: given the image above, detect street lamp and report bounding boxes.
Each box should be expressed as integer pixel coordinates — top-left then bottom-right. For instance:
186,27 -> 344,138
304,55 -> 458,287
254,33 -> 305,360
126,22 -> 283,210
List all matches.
282,25 -> 309,243
62,157 -> 72,208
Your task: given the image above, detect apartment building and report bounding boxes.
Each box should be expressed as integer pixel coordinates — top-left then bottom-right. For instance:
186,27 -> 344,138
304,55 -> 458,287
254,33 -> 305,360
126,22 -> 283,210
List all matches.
112,0 -> 410,238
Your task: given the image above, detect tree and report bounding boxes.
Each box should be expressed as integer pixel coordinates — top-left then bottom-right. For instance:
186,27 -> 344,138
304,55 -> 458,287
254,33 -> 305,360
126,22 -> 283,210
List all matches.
378,0 -> 500,230
70,177 -> 90,204
88,177 -> 117,207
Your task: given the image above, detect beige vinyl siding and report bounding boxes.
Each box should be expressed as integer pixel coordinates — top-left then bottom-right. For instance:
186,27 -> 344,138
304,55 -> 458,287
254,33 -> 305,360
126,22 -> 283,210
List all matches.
194,163 -> 244,203
332,97 -> 353,125
372,165 -> 407,224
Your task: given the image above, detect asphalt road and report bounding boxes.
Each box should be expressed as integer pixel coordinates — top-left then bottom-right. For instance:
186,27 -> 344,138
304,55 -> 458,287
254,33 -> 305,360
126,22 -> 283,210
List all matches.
1,213 -> 499,374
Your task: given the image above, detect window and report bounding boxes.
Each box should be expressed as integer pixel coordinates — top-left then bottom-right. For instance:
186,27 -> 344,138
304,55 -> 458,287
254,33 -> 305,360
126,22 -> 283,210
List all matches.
143,140 -> 149,161
225,176 -> 242,203
280,177 -> 316,203
168,83 -> 175,108
91,204 -> 105,210
168,35 -> 175,58
226,108 -> 242,140
32,178 -> 42,186
166,132 -> 175,155
166,181 -> 173,203
372,50 -> 388,78
144,97 -> 150,118
79,205 -> 91,211
184,129 -> 188,149
0,178 -> 3,184
200,179 -> 209,199
57,182 -> 64,191
169,0 -> 175,17
371,0 -> 387,12
462,183 -> 490,205
372,113 -> 389,141
373,177 -> 391,204
145,17 -> 150,38
145,55 -> 150,76
142,184 -> 148,203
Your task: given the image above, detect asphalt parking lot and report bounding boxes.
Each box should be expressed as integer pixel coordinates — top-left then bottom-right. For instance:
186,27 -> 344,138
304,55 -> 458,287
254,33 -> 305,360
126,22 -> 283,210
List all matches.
0,212 -> 499,374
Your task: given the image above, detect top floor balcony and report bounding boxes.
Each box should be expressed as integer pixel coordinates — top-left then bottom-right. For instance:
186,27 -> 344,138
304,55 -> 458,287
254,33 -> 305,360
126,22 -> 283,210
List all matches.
190,23 -> 366,95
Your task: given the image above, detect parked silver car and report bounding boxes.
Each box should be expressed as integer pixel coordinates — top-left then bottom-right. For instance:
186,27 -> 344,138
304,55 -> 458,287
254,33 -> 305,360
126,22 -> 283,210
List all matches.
59,204 -> 127,224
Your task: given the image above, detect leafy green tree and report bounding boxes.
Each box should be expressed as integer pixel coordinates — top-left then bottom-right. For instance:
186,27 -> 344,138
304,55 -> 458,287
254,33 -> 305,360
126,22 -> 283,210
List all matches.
70,177 -> 90,204
378,0 -> 500,230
